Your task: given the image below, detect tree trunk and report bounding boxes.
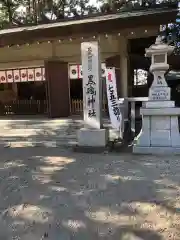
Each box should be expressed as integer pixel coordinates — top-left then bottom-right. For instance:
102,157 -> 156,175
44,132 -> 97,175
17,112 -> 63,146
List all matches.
6,0 -> 13,24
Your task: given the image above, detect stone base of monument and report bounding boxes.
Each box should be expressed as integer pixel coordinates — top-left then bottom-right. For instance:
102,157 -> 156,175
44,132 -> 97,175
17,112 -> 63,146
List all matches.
133,105 -> 180,154
75,128 -> 109,153
133,146 -> 180,155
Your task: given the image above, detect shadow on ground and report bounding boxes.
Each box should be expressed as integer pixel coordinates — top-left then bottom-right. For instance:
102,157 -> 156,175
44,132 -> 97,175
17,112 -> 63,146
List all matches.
0,118 -> 120,146
0,118 -> 82,142
0,147 -> 179,239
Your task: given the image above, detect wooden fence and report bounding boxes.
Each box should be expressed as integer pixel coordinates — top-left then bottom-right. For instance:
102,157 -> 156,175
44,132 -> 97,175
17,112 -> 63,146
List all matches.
0,99 -> 108,116
0,100 -> 47,116
71,99 -> 108,116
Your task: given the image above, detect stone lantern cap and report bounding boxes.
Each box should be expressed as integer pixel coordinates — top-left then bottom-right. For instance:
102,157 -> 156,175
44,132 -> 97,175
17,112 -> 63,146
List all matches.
145,36 -> 174,57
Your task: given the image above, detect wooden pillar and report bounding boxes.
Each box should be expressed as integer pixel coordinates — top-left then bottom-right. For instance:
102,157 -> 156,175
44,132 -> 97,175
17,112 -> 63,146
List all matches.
45,60 -> 70,118
106,38 -> 129,99
12,83 -> 18,98
119,37 -> 129,98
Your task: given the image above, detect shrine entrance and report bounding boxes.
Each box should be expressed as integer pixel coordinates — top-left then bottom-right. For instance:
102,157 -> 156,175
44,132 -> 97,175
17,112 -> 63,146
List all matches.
0,67 -> 48,116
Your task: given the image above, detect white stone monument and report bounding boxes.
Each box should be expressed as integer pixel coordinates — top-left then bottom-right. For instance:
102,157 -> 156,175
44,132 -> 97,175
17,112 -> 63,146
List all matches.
133,36 -> 180,154
77,41 -> 108,149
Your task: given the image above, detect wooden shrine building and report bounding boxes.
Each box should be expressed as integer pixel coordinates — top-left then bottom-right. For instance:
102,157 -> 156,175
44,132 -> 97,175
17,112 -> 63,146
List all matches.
0,5 -> 178,117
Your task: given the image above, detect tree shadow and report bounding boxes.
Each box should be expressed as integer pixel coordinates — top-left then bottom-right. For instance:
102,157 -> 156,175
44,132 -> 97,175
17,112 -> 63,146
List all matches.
0,148 -> 179,239
0,118 -> 82,144
0,117 -> 118,145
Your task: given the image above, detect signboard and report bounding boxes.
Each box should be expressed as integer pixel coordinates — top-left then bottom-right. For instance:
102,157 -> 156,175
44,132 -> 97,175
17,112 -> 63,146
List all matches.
150,87 -> 170,101
0,67 -> 45,83
105,67 -> 121,129
81,41 -> 102,129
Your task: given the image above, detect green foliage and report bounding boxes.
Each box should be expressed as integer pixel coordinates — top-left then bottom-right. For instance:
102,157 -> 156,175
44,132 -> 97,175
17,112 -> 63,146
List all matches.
0,0 -> 100,27
0,0 -> 178,28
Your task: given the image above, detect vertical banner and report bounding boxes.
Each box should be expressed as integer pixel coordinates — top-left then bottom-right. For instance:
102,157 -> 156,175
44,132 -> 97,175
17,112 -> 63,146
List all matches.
20,69 -> 28,82
69,65 -> 78,79
81,41 -> 102,129
34,67 -> 43,81
13,69 -> 20,82
105,67 -> 121,129
6,70 -> 13,83
27,68 -> 35,81
0,71 -> 7,83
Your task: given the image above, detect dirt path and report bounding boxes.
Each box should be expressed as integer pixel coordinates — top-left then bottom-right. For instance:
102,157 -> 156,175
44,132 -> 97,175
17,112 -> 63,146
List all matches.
0,147 -> 179,239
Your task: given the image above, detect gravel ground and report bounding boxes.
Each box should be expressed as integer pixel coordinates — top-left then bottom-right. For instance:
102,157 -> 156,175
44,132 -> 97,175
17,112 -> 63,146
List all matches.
0,147 -> 179,240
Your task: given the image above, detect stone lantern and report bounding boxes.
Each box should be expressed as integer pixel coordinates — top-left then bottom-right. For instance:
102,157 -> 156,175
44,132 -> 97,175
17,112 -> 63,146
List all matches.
146,36 -> 174,106
133,36 -> 180,154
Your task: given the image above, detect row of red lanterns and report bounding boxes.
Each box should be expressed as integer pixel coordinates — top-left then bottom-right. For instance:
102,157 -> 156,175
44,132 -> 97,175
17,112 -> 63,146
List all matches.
0,67 -> 45,83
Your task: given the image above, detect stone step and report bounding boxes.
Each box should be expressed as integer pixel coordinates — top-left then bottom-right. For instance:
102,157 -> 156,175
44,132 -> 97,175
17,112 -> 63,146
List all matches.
0,139 -> 78,148
0,129 -> 120,142
0,129 -> 121,148
0,118 -> 122,148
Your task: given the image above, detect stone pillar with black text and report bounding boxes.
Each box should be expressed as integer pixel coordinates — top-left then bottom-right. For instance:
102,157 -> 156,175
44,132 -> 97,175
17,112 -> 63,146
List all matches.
133,36 -> 180,154
77,41 -> 108,149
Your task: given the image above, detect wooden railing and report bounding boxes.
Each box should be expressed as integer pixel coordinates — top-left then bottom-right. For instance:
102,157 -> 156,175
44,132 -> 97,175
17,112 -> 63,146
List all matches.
0,100 -> 47,116
71,99 -> 108,115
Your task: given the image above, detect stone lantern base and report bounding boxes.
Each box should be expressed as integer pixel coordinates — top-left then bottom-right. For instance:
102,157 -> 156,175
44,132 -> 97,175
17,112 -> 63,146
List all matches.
132,35 -> 180,154
133,101 -> 180,154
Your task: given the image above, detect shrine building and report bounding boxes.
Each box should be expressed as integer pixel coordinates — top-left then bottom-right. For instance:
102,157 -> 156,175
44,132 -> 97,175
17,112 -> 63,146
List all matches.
0,5 -> 178,118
